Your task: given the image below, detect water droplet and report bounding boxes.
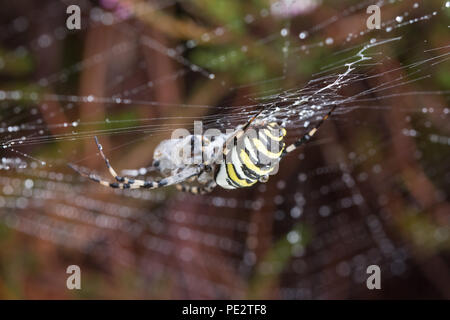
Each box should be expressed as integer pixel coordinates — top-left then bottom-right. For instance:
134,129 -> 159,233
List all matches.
287,231 -> 301,244
299,31 -> 308,39
24,179 -> 34,189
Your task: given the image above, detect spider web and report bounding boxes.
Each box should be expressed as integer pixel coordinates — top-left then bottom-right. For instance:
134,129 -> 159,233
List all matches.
0,0 -> 449,298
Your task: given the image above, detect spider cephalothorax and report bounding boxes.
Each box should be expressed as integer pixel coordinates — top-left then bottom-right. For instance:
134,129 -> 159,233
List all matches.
70,105 -> 337,194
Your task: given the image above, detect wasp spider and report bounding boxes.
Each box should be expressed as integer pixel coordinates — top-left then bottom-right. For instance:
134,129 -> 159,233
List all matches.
70,105 -> 337,194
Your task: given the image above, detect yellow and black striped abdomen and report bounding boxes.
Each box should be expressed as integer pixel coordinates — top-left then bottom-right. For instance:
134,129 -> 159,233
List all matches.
215,122 -> 286,189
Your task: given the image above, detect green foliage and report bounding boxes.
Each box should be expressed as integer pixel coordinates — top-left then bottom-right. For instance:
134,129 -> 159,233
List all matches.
105,110 -> 141,130
0,47 -> 33,77
189,46 -> 269,84
192,0 -> 245,33
436,62 -> 450,88
248,224 -> 311,298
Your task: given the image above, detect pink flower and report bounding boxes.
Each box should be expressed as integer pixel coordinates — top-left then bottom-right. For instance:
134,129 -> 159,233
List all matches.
271,0 -> 321,18
100,0 -> 118,10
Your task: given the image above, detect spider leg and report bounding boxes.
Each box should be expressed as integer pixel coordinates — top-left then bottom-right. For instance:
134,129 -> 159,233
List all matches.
282,104 -> 338,156
69,163 -> 203,190
68,163 -> 133,189
221,109 -> 266,159
176,181 -> 217,194
93,136 -> 133,184
69,137 -> 204,189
